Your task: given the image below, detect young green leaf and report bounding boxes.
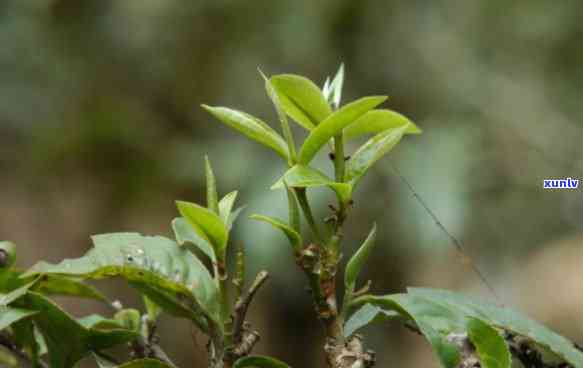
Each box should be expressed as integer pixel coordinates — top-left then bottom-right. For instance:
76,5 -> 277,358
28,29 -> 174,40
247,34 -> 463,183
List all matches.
467,317 -> 511,368
343,109 -> 422,140
322,77 -> 332,102
201,105 -> 289,160
344,224 -> 377,293
249,215 -> 302,253
23,233 -> 220,330
172,217 -> 216,262
176,201 -> 229,260
270,74 -> 332,130
227,206 -> 246,230
205,156 -> 219,214
298,96 -> 387,165
271,165 -> 352,205
346,126 -> 407,185
330,63 -> 345,109
263,72 -> 297,165
218,190 -> 238,228
233,355 -> 291,368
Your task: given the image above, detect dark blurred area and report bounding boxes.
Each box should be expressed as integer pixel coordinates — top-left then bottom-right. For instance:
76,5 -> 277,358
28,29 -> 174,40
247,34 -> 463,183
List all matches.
1,1 -> 583,367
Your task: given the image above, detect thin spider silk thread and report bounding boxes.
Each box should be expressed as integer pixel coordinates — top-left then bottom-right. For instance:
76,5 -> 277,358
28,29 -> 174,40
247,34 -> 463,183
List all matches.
389,161 -> 504,306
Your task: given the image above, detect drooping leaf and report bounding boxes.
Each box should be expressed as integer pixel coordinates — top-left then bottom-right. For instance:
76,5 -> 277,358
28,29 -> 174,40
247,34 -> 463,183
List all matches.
0,306 -> 37,330
202,105 -> 289,160
176,201 -> 229,260
218,191 -> 238,229
346,126 -> 407,185
330,63 -> 345,109
467,317 -> 511,368
263,72 -> 297,164
270,74 -> 332,130
343,303 -> 399,338
344,224 -> 377,293
271,165 -> 352,205
172,217 -> 216,262
408,288 -> 583,367
205,156 -> 219,214
20,292 -> 138,368
298,96 -> 387,165
23,233 -> 220,330
11,318 -> 44,364
343,109 -> 422,140
249,215 -> 302,253
233,355 -> 291,368
0,280 -> 38,306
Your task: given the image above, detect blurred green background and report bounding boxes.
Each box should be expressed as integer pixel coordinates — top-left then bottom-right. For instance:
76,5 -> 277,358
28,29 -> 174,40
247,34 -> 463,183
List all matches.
1,1 -> 583,367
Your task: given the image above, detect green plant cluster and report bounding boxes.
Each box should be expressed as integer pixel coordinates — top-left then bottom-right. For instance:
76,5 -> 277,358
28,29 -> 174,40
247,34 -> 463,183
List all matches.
0,67 -> 580,368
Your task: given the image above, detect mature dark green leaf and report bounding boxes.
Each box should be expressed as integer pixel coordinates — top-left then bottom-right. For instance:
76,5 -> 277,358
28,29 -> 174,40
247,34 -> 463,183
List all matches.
344,224 -> 377,293
233,355 -> 291,368
343,303 -> 399,338
249,215 -> 302,253
467,317 -> 511,368
23,233 -> 220,329
21,292 -> 137,368
202,105 -> 289,160
343,109 -> 421,140
218,191 -> 238,229
270,74 -> 332,130
408,288 -> 583,367
0,306 -> 37,330
176,201 -> 229,260
298,96 -> 387,165
205,156 -> 219,214
346,126 -> 407,185
271,165 -> 352,205
172,217 -> 216,262
367,293 -> 462,367
11,318 -> 45,364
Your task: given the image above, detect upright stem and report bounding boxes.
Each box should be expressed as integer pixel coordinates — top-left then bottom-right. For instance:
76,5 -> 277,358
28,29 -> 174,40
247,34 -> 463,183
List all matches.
333,134 -> 345,183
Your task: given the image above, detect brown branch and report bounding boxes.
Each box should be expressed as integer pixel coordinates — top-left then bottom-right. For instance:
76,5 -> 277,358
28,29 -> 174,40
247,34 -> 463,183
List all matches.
232,271 -> 269,346
129,316 -> 177,368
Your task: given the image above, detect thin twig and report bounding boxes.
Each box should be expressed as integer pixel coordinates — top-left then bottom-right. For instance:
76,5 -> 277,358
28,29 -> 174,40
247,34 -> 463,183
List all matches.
232,271 -> 269,345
